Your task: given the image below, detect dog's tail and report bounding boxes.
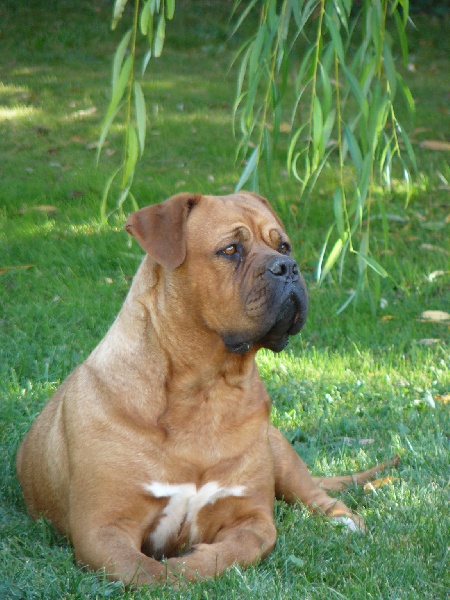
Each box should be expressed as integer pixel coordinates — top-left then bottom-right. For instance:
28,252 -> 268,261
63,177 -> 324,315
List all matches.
312,455 -> 400,491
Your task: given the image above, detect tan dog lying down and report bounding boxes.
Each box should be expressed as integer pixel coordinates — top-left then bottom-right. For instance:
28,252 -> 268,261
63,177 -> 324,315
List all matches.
17,192 -> 397,585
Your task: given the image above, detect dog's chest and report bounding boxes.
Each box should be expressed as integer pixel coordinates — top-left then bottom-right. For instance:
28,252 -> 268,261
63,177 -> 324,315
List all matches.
144,481 -> 246,555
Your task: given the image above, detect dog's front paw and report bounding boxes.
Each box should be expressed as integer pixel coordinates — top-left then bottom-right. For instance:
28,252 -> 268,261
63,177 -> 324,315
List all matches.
329,510 -> 366,533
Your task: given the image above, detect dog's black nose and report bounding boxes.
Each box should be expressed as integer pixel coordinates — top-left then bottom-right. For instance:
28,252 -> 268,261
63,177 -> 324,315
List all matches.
266,256 -> 299,282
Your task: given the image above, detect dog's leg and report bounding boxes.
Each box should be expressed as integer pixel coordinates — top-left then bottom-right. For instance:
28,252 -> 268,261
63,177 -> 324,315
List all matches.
165,514 -> 277,582
311,455 -> 399,491
72,524 -> 169,586
73,513 -> 276,586
268,426 -> 398,531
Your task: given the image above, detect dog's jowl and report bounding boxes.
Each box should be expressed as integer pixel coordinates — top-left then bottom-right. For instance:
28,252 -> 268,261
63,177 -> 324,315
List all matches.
16,192 -> 397,585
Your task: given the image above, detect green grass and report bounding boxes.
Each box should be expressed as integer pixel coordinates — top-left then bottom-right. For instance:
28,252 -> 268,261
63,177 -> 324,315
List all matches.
1,1 -> 449,598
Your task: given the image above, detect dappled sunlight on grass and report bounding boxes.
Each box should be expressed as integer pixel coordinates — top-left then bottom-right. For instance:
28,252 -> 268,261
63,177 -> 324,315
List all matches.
0,82 -> 30,96
0,106 -> 41,122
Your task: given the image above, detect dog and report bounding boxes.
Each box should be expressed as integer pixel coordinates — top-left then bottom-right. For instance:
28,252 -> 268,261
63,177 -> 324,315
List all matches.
16,191 -> 397,585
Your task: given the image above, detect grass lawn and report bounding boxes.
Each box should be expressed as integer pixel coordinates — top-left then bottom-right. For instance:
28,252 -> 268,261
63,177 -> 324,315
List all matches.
0,1 -> 449,598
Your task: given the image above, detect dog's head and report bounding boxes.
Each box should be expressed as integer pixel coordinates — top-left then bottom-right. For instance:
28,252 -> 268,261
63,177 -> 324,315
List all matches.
125,192 -> 308,354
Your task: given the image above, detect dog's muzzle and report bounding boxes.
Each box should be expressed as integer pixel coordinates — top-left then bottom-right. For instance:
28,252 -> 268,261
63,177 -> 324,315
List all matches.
223,255 -> 308,354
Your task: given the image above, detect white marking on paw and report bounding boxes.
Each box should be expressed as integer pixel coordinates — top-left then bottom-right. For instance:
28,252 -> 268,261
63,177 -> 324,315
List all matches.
333,515 -> 359,532
144,481 -> 246,551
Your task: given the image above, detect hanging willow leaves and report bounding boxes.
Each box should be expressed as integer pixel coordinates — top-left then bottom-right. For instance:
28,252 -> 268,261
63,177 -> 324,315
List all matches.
113,30 -> 132,90
133,81 -> 146,156
98,53 -> 132,162
232,0 -> 416,310
153,14 -> 166,58
112,0 -> 129,30
98,0 -> 176,223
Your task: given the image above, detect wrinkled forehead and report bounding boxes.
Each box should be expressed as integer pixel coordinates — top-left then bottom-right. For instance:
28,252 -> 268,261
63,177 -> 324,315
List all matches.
187,193 -> 285,240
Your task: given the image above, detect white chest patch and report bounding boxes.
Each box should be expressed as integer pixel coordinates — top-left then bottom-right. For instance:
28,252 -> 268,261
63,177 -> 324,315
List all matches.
144,481 -> 246,551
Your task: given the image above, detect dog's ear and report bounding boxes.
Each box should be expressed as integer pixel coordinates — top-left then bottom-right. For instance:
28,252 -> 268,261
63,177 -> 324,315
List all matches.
125,193 -> 202,269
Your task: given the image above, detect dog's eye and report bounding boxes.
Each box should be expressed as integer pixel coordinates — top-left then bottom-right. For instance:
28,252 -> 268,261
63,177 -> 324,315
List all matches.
278,242 -> 291,255
223,245 -> 238,256
218,243 -> 242,259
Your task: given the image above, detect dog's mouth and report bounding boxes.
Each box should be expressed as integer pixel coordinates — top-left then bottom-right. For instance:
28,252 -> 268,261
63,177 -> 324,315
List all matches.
223,289 -> 307,355
256,291 -> 306,352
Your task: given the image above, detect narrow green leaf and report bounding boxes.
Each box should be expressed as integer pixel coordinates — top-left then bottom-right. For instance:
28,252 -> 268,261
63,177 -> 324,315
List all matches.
301,152 -> 311,189
337,233 -> 350,283
319,62 -> 332,119
112,30 -> 132,91
109,54 -> 133,123
323,108 -> 336,149
287,124 -> 307,173
343,123 -> 363,173
397,0 -> 410,27
396,120 -> 417,170
263,126 -> 272,184
291,0 -> 302,29
336,290 -> 356,314
393,9 -> 408,66
117,182 -> 132,211
98,53 -> 132,160
267,0 -> 277,28
100,166 -> 122,225
379,134 -> 393,188
356,152 -> 372,216
401,163 -> 413,206
273,89 -> 282,148
316,225 -> 334,282
127,190 -> 140,212
249,25 -> 267,80
396,73 -> 415,116
319,236 -> 347,283
279,43 -> 290,98
123,124 -> 139,185
305,147 -> 335,195
97,101 -> 123,162
357,231 -> 369,275
133,81 -> 146,156
166,0 -> 175,20
370,3 -> 382,64
342,64 -> 369,119
280,2 -> 292,43
294,45 -> 315,94
333,187 -> 346,240
292,0 -> 319,34
325,13 -> 345,63
359,56 -> 376,97
383,41 -> 397,98
229,0 -> 260,38
235,146 -> 259,191
236,44 -> 252,102
312,95 -> 324,168
153,14 -> 166,58
140,0 -> 152,35
356,251 -> 388,278
142,50 -> 152,76
112,0 -> 129,30
367,88 -> 389,155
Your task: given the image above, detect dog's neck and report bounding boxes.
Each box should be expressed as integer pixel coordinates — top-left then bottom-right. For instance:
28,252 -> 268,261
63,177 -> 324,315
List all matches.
88,257 -> 265,415
129,257 -> 259,381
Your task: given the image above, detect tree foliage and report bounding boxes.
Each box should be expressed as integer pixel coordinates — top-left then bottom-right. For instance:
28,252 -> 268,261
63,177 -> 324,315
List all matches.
232,0 -> 415,310
100,0 -> 416,311
98,0 -> 174,222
